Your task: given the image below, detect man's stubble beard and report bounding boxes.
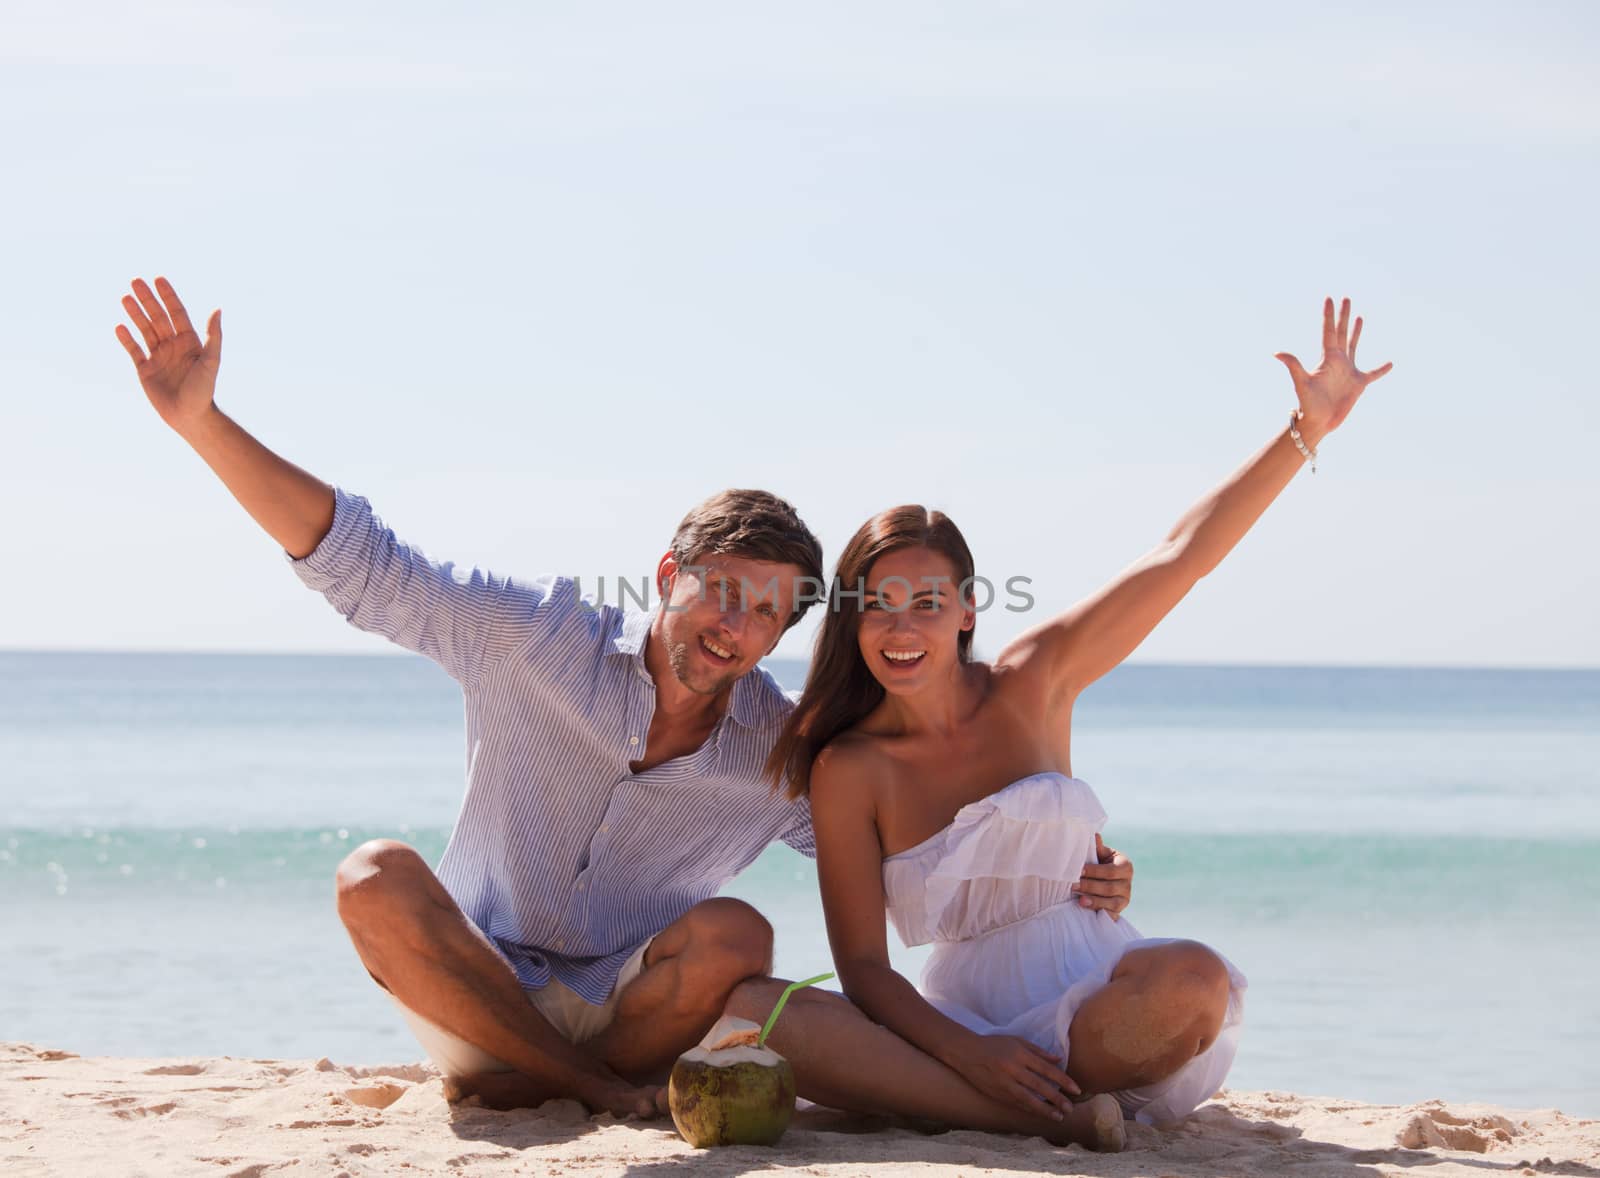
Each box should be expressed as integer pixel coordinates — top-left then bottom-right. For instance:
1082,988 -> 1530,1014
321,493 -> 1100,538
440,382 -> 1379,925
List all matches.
665,633 -> 741,698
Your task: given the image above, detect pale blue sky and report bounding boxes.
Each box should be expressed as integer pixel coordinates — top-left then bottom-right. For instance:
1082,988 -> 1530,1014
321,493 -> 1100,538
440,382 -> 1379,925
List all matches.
4,1 -> 1596,665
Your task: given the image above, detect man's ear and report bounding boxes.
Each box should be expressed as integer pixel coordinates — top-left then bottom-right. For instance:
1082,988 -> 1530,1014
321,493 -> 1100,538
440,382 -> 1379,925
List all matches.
960,594 -> 977,632
656,551 -> 679,601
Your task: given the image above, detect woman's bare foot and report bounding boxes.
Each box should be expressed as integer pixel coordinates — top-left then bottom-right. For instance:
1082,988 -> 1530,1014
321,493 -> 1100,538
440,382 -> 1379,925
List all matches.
1034,1093 -> 1125,1151
1079,1093 -> 1127,1152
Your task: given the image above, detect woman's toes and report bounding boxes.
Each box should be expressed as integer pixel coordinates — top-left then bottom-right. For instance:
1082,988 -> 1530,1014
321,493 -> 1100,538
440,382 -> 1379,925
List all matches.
1088,1093 -> 1126,1152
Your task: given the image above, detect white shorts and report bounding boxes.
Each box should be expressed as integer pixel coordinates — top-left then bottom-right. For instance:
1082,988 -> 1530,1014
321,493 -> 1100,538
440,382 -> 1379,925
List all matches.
389,938 -> 653,1078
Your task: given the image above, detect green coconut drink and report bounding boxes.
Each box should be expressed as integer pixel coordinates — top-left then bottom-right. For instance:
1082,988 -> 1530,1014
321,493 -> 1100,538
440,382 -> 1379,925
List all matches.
668,973 -> 832,1148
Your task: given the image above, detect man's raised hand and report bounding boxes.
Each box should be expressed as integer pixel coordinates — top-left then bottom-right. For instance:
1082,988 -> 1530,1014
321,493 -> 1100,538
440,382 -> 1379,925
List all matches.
115,276 -> 222,433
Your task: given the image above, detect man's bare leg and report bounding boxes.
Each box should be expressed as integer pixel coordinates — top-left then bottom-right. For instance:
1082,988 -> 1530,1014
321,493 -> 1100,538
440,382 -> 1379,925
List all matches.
588,898 -> 773,1079
725,979 -> 1125,1151
334,839 -> 657,1118
448,899 -> 775,1112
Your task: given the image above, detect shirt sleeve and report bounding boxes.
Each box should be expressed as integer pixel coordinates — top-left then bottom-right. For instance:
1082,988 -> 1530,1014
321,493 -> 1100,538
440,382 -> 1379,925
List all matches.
778,792 -> 818,859
287,486 -> 539,688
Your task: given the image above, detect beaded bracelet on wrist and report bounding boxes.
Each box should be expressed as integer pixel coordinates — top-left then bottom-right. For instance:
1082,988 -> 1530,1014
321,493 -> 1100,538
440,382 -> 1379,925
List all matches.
1288,408 -> 1318,474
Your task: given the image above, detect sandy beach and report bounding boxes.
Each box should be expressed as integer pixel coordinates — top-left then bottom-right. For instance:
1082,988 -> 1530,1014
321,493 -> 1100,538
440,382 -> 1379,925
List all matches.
3,1042 -> 1594,1177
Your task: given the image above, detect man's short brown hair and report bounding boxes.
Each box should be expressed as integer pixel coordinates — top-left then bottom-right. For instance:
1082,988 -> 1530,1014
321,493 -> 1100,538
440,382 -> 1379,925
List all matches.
670,489 -> 824,630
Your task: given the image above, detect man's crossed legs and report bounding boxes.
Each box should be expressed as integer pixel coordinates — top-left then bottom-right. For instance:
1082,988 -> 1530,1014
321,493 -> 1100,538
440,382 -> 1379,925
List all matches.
335,839 -> 769,1118
335,840 -> 1190,1150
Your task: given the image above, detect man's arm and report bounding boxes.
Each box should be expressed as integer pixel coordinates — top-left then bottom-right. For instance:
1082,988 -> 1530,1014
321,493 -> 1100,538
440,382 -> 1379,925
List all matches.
117,276 -> 526,686
115,276 -> 336,558
172,408 -> 336,560
778,792 -> 818,858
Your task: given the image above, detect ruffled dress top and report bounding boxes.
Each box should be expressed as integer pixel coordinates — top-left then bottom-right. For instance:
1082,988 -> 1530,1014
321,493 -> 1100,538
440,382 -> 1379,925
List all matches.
881,771 -> 1247,1125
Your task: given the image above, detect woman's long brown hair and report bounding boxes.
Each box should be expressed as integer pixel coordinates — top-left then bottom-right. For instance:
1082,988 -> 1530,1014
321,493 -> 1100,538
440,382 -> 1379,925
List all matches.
767,505 -> 976,799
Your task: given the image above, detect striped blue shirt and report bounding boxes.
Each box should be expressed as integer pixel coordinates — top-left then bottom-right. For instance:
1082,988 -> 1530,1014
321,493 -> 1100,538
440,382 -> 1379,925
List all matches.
290,488 -> 816,1004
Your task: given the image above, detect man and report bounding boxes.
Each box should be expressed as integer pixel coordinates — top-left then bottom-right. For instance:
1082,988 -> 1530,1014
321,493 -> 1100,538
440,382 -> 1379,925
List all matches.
116,276 -> 1134,1137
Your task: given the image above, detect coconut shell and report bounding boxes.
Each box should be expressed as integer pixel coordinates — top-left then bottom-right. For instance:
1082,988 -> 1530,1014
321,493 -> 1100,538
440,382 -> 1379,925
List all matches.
668,1045 -> 796,1148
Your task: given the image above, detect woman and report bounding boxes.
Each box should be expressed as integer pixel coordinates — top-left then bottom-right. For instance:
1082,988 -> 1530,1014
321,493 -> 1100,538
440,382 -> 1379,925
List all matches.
767,298 -> 1391,1142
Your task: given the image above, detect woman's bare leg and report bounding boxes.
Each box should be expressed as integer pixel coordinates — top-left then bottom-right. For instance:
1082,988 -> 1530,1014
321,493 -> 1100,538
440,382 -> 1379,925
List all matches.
1065,941 -> 1233,1094
725,978 -> 1124,1151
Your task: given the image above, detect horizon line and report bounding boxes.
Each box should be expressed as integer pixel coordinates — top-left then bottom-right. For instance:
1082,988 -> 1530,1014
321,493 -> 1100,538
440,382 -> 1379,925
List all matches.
2,647 -> 1596,674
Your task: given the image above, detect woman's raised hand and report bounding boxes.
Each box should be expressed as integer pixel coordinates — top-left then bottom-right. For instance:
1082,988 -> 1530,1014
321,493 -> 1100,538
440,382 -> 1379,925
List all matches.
1273,297 -> 1392,436
115,277 -> 222,433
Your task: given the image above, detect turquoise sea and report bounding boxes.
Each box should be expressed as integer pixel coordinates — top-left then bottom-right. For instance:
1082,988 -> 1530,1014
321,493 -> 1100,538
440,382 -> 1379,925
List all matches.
2,652 -> 1596,1116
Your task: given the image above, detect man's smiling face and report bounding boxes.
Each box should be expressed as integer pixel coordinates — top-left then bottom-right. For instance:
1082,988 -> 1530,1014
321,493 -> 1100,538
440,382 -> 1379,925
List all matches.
656,553 -> 807,696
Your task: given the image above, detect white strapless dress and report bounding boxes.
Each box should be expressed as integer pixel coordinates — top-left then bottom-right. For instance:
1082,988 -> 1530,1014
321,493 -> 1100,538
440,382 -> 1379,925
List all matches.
881,772 -> 1247,1126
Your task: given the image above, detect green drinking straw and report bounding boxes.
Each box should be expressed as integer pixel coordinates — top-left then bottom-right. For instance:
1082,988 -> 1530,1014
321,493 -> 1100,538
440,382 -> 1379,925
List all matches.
758,972 -> 835,1048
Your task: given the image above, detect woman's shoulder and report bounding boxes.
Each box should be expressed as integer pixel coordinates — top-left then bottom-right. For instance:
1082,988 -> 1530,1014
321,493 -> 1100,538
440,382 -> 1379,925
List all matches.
813,729 -> 888,782
810,731 -> 894,814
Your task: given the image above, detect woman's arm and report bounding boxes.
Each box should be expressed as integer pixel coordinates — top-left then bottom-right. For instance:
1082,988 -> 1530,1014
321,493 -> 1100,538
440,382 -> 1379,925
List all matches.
810,746 -> 1080,1118
1000,296 -> 1392,700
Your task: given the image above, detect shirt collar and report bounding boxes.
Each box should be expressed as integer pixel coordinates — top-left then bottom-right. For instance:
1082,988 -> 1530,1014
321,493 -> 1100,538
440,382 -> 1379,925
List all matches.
610,606 -> 653,661
726,669 -> 763,730
608,607 -> 763,731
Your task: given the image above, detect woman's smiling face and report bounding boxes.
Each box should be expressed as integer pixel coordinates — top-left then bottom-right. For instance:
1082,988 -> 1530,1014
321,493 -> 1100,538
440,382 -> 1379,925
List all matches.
856,545 -> 974,693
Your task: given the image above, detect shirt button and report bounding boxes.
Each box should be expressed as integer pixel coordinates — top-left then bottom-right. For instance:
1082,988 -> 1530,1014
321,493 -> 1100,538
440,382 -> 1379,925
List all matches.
576,881 -> 586,892
628,736 -> 639,746
599,824 -> 610,834
553,938 -> 564,950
